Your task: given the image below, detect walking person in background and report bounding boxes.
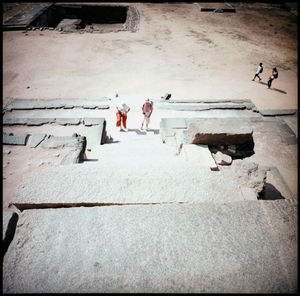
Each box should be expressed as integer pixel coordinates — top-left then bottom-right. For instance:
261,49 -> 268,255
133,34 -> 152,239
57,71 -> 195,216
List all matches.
267,67 -> 278,88
252,62 -> 263,81
141,99 -> 153,131
116,102 -> 130,131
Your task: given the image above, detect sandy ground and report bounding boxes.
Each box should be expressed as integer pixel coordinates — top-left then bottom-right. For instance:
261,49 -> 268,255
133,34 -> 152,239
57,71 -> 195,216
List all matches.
2,2 -> 298,209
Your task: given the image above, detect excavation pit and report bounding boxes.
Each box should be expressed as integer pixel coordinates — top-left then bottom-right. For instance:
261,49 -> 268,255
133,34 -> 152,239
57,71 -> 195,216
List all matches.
28,4 -> 139,33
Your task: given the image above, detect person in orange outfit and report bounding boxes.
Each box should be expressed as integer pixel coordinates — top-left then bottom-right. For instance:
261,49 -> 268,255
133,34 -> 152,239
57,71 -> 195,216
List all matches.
116,102 -> 130,131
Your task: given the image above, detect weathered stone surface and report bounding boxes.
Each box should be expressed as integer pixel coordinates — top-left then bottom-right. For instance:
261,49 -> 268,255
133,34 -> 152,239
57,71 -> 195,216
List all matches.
3,133 -> 29,145
12,163 -> 262,208
41,135 -> 79,149
83,117 -> 105,126
212,151 -> 232,165
181,144 -> 218,170
60,136 -> 86,165
187,119 -> 253,145
55,118 -> 81,125
86,121 -> 106,149
27,118 -> 55,126
3,200 -> 297,293
227,160 -> 267,195
259,109 -> 297,116
3,118 -> 28,125
30,133 -> 47,148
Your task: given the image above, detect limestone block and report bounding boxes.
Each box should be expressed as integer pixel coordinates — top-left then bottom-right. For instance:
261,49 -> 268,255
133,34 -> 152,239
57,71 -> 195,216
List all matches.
212,151 -> 232,165
12,163 -> 262,208
55,118 -> 81,125
181,144 -> 218,170
30,133 -> 47,148
27,118 -> 55,126
41,136 -> 79,149
83,118 -> 105,126
187,118 -> 253,145
3,118 -> 28,125
3,133 -> 29,145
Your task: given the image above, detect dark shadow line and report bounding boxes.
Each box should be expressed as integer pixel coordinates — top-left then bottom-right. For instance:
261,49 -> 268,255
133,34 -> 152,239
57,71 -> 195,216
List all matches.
258,81 -> 287,94
83,159 -> 99,162
127,128 -> 147,135
258,183 -> 285,200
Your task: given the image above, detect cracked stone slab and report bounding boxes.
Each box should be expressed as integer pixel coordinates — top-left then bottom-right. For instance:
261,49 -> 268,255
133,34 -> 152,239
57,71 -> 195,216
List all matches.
55,118 -> 82,126
41,135 -> 79,149
186,118 -> 253,145
12,163 -> 264,208
26,118 -> 55,126
83,118 -> 106,126
259,109 -> 297,116
3,200 -> 297,293
3,118 -> 28,125
29,134 -> 47,148
3,133 -> 29,145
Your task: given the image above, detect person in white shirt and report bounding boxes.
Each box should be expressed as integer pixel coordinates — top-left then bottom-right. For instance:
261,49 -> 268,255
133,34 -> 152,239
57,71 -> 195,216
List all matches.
116,102 -> 130,131
252,62 -> 263,81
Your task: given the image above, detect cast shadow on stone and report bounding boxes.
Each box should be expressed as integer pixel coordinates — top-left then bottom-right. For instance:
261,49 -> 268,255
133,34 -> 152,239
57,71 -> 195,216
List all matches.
259,81 -> 287,94
128,128 -> 147,135
258,183 -> 285,200
209,136 -> 255,160
2,213 -> 18,261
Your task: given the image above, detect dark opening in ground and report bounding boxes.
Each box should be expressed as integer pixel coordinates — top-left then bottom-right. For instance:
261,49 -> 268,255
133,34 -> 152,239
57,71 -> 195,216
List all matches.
29,4 -> 139,33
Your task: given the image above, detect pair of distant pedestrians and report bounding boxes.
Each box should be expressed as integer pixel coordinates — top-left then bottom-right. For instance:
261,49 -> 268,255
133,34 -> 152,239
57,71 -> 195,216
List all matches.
116,99 -> 153,132
252,62 -> 278,88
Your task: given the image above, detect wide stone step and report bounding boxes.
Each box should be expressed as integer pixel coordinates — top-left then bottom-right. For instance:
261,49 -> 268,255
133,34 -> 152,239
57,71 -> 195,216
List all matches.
3,200 -> 297,293
11,162 -> 264,210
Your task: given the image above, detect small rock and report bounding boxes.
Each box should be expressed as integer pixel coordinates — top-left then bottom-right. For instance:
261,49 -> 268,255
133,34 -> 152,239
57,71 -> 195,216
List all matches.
212,151 -> 232,166
39,27 -> 43,31
72,133 -> 78,138
27,27 -> 32,30
4,150 -> 11,155
227,145 -> 236,154
54,153 -> 60,157
58,28 -> 63,32
87,149 -> 92,152
38,161 -> 44,167
27,86 -> 30,89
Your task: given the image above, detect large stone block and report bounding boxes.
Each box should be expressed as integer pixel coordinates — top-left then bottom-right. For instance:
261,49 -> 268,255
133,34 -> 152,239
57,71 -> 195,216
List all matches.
86,120 -> 106,148
30,133 -> 47,148
11,163 -> 263,209
3,133 -> 29,145
3,201 -> 297,293
41,135 -> 79,149
187,118 -> 253,145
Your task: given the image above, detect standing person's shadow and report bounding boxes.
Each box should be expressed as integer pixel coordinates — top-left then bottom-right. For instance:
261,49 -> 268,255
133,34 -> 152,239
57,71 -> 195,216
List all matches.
258,81 -> 287,94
